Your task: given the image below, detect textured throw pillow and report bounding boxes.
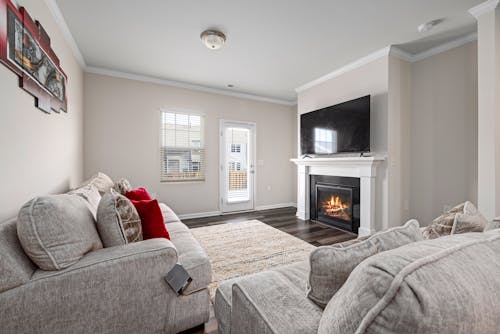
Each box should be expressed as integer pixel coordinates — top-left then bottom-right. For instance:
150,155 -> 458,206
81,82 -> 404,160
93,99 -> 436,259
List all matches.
451,211 -> 488,235
17,195 -> 103,270
68,184 -> 101,219
307,219 -> 422,307
125,187 -> 152,201
80,172 -> 114,194
422,202 -> 477,239
96,192 -> 143,247
112,178 -> 133,195
131,199 -> 170,240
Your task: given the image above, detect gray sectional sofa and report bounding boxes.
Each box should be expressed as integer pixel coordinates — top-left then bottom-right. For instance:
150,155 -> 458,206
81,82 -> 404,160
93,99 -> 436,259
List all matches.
215,227 -> 500,334
0,202 -> 212,334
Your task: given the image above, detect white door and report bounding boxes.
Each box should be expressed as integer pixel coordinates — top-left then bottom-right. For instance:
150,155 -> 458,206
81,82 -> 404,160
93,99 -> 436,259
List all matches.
220,120 -> 256,213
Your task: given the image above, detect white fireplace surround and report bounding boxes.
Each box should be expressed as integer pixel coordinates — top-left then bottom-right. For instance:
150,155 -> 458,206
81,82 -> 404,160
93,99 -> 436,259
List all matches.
291,156 -> 386,236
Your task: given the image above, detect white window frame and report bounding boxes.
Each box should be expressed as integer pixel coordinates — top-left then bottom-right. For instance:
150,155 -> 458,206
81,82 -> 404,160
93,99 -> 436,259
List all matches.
160,110 -> 205,182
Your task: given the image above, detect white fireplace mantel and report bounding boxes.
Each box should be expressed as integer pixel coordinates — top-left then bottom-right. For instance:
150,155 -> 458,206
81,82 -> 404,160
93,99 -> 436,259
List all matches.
291,156 -> 386,236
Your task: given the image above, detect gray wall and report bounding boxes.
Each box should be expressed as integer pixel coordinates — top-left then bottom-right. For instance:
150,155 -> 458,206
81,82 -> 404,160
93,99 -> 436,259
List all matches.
0,0 -> 84,221
410,41 -> 478,225
83,73 -> 297,216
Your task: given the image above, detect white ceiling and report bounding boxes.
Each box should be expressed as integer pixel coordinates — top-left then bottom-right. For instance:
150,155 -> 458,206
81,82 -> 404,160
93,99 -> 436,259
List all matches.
55,0 -> 484,103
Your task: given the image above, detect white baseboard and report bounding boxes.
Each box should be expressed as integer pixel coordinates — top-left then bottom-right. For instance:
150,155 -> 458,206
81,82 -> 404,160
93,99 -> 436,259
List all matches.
177,202 -> 297,220
177,211 -> 221,220
254,202 -> 297,211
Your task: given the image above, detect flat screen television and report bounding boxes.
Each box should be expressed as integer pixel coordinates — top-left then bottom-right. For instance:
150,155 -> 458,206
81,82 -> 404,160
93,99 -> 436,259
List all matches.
300,95 -> 370,155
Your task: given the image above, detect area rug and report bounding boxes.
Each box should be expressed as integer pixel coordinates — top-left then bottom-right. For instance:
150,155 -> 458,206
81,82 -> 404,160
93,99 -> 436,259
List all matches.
190,220 -> 315,299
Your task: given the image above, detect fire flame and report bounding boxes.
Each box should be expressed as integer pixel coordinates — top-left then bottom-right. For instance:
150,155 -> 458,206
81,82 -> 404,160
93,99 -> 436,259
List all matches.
322,195 -> 351,221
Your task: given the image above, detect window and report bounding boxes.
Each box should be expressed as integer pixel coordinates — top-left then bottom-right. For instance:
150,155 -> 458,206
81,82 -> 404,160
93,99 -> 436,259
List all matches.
231,144 -> 241,153
160,111 -> 205,182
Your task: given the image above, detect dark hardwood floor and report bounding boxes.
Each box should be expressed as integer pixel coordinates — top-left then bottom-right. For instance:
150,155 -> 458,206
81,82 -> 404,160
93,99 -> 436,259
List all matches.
180,207 -> 357,334
183,206 -> 357,247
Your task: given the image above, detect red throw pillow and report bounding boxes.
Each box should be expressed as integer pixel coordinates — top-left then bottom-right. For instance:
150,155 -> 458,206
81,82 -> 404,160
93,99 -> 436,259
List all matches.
130,199 -> 170,240
125,187 -> 152,201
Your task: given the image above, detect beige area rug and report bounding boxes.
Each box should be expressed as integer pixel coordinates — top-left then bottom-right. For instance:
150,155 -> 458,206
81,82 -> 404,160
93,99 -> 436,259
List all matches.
190,220 -> 315,299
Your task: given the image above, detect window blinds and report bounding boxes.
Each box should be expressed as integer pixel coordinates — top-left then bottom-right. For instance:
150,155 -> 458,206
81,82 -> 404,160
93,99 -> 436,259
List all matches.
160,111 -> 205,182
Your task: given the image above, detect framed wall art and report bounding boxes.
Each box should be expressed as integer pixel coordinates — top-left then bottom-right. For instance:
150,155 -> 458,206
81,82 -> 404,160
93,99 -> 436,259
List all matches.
0,0 -> 67,113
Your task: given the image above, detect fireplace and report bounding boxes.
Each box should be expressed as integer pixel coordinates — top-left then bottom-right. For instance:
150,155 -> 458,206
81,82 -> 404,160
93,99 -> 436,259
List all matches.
310,175 -> 360,233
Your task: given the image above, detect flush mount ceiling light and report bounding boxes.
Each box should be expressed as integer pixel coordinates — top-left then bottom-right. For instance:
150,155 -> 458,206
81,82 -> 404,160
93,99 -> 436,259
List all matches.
417,19 -> 444,33
200,30 -> 226,50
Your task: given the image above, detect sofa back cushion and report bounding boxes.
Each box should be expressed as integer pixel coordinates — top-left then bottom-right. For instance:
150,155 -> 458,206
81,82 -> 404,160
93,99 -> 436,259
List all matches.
318,231 -> 500,334
96,192 -> 143,247
307,220 -> 422,307
0,218 -> 36,292
17,195 -> 103,270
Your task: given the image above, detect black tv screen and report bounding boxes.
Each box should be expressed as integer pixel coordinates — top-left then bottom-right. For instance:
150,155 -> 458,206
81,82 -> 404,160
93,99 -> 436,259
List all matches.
300,95 -> 370,155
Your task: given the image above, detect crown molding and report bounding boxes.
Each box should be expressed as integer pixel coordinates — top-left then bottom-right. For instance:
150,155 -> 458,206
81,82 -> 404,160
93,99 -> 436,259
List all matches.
85,67 -> 297,106
295,46 -> 391,93
410,33 -> 477,62
469,0 -> 499,18
44,0 -> 86,68
389,47 -> 414,62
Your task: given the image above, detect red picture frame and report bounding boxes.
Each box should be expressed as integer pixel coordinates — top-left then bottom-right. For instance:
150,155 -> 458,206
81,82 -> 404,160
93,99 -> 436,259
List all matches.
0,0 -> 67,113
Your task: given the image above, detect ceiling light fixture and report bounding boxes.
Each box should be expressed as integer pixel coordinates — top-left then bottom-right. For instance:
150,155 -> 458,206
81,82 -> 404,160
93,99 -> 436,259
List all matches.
417,19 -> 444,33
200,30 -> 226,50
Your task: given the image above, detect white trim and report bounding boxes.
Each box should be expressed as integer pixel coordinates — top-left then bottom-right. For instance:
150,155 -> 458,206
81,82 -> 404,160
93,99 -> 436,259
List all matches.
86,66 -> 296,106
177,211 -> 221,220
295,46 -> 391,93
255,202 -> 297,211
44,0 -> 86,68
469,0 -> 499,18
296,33 -> 479,93
389,47 -> 414,62
176,202 -> 296,220
219,119 -> 257,213
410,33 -> 478,62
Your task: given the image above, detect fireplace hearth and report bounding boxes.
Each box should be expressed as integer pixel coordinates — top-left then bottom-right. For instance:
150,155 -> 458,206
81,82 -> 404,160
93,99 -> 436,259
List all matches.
310,175 -> 360,233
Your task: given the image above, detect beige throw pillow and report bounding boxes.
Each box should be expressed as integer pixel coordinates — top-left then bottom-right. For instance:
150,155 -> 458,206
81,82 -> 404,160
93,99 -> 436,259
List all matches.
68,184 -> 101,219
80,172 -> 114,194
96,191 -> 143,247
451,210 -> 488,235
307,219 -> 422,307
422,202 -> 478,239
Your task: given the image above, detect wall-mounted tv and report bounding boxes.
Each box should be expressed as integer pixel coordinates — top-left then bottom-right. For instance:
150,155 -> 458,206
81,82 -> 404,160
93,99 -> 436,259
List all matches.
300,95 -> 370,155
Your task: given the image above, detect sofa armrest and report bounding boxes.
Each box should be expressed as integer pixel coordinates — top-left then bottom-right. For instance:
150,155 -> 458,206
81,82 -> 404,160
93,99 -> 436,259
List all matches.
0,239 -> 181,334
31,238 -> 178,281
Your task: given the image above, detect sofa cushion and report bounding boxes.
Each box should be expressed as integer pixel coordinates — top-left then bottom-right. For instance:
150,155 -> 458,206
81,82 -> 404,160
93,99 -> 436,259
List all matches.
168,222 -> 211,295
112,178 -> 133,195
80,172 -> 114,194
0,219 -> 36,293
318,231 -> 500,334
307,219 -> 422,307
222,261 -> 323,334
96,192 -> 143,247
159,203 -> 181,223
68,184 -> 101,219
131,199 -> 170,240
17,195 -> 103,270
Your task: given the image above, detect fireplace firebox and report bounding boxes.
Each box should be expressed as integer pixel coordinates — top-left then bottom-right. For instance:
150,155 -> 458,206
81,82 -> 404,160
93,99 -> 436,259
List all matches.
310,175 -> 360,233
